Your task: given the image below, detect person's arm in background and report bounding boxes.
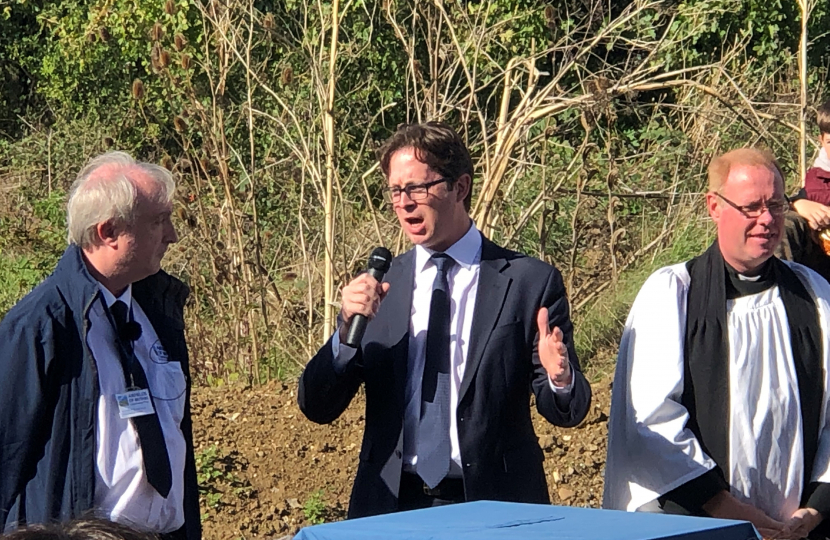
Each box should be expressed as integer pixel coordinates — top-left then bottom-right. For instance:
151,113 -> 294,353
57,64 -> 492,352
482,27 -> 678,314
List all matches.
791,190 -> 830,231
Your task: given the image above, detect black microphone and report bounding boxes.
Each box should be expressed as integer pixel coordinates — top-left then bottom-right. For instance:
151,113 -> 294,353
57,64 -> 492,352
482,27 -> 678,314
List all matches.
345,247 -> 392,347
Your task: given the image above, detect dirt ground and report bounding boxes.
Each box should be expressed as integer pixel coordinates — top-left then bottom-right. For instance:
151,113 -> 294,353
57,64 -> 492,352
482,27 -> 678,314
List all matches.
191,377 -> 612,539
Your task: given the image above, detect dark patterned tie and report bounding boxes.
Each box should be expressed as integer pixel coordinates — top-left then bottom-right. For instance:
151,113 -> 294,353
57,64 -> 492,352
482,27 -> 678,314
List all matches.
111,300 -> 173,498
416,253 -> 455,488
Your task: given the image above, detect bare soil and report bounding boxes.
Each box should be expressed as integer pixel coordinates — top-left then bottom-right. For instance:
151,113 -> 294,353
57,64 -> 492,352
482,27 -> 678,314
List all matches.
192,377 -> 611,539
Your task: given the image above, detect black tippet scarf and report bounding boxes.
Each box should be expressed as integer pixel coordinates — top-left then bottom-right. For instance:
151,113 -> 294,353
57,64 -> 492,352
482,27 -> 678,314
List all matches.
683,241 -> 826,510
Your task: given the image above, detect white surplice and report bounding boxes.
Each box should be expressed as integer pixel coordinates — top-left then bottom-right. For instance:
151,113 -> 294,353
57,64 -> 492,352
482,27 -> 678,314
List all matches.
602,261 -> 830,521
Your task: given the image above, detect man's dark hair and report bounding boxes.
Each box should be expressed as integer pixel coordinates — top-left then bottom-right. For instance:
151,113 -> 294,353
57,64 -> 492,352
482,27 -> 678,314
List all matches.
1,519 -> 157,540
378,121 -> 474,211
817,99 -> 830,136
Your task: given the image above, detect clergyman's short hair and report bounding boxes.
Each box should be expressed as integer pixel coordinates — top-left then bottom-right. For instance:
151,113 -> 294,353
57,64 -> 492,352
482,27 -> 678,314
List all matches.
708,147 -> 784,193
67,151 -> 175,249
817,99 -> 830,136
1,518 -> 158,540
378,122 -> 474,210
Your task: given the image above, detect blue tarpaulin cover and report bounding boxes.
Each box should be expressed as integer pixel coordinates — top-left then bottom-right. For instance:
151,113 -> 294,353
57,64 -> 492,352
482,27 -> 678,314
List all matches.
294,501 -> 760,540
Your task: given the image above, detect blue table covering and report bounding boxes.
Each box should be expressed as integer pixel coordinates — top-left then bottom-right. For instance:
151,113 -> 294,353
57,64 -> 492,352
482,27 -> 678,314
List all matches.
294,501 -> 760,540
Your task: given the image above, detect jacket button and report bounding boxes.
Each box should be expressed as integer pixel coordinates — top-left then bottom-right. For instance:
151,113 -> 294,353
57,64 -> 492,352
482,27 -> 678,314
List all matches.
465,463 -> 471,468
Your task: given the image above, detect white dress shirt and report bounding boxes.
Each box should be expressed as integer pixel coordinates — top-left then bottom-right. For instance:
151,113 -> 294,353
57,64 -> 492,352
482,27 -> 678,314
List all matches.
88,284 -> 187,533
332,223 -> 572,477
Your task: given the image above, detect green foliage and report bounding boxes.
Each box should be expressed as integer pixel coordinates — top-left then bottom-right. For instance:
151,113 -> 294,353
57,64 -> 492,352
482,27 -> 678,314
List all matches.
659,0 -> 830,69
302,489 -> 328,525
195,445 -> 234,510
0,253 -> 48,317
0,187 -> 66,318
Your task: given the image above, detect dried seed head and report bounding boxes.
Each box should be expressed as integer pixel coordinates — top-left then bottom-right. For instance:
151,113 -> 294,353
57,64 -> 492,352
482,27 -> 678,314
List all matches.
103,136 -> 114,147
151,22 -> 164,42
98,27 -> 110,42
280,66 -> 293,85
173,115 -> 188,133
86,32 -> 97,43
151,44 -> 162,69
180,54 -> 192,70
174,33 -> 187,51
161,155 -> 174,170
199,157 -> 210,172
263,12 -> 275,30
131,78 -> 145,99
544,5 -> 555,28
159,49 -> 170,68
164,0 -> 176,15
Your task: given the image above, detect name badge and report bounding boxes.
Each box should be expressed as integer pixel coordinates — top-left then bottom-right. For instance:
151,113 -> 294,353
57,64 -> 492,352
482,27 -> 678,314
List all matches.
115,389 -> 156,419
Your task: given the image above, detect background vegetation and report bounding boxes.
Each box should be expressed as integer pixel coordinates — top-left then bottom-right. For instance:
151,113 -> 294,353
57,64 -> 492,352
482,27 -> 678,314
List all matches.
1,0 -> 828,383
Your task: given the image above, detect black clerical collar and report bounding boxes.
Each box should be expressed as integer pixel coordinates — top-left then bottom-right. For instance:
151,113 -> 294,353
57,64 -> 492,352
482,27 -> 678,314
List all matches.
725,259 -> 775,299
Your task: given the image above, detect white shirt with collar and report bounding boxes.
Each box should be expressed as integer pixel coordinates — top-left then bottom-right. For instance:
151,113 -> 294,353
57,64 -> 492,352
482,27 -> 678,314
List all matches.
332,222 -> 572,476
88,284 -> 187,533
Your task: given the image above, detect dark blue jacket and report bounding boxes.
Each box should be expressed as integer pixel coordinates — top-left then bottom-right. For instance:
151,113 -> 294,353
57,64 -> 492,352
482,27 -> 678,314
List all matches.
0,245 -> 201,539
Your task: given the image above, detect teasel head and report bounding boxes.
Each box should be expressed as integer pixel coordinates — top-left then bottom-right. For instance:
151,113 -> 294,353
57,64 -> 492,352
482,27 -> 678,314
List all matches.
152,45 -> 170,70
165,0 -> 176,15
151,22 -> 164,42
151,44 -> 161,69
131,78 -> 145,100
544,5 -> 555,28
281,66 -> 293,86
161,155 -> 174,171
263,12 -> 275,30
98,27 -> 110,42
173,115 -> 188,133
174,33 -> 187,51
103,136 -> 115,148
180,54 -> 192,70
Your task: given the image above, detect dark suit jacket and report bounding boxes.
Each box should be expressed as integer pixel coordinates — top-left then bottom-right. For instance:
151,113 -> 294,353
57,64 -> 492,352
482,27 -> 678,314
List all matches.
298,236 -> 591,518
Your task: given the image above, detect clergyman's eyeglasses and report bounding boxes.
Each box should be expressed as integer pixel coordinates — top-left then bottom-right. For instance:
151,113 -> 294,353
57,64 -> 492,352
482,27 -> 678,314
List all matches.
714,192 -> 789,218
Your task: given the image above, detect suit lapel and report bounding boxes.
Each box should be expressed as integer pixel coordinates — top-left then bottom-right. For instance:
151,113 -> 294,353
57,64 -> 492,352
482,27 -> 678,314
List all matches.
382,250 -> 415,406
458,238 -> 511,402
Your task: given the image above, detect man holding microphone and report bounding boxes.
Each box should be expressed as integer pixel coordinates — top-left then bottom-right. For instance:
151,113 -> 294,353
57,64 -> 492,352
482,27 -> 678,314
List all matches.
298,122 -> 591,517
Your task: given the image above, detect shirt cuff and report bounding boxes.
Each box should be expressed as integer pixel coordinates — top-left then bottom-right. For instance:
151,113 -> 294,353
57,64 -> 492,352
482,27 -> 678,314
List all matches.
659,468 -> 729,515
790,188 -> 807,202
330,329 -> 358,375
806,482 -> 830,517
548,362 -> 575,394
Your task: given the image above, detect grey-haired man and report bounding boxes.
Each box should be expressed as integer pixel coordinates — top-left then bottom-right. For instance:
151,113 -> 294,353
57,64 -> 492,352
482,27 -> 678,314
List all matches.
0,152 -> 200,540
